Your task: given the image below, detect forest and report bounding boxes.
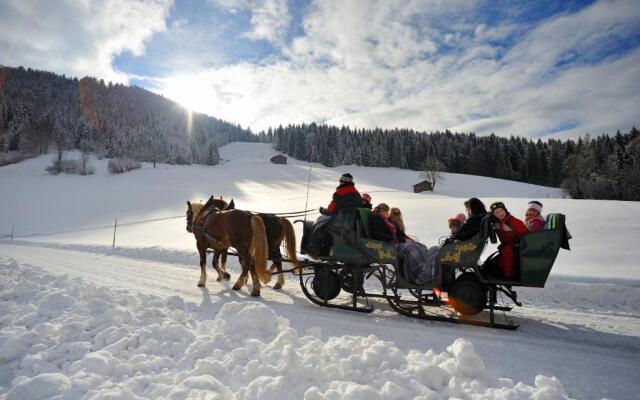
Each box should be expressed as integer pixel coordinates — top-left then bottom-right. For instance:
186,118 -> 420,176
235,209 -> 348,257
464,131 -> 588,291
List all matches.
259,124 -> 640,201
0,66 -> 255,166
1,65 -> 638,200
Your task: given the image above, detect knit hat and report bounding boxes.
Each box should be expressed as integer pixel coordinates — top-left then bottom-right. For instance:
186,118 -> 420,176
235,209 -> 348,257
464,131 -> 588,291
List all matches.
362,192 -> 371,204
490,201 -> 508,214
527,200 -> 543,213
448,213 -> 466,225
448,217 -> 463,229
339,173 -> 354,183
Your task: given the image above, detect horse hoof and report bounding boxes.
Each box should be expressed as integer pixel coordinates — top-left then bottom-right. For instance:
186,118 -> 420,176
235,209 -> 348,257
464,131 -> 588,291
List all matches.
232,285 -> 242,290
216,276 -> 223,282
251,291 -> 261,297
273,283 -> 283,290
197,283 -> 205,288
224,273 -> 231,281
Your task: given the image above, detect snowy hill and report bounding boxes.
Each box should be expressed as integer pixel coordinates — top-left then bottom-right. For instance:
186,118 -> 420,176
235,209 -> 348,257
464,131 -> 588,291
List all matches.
1,143 -> 639,399
0,143 -> 636,278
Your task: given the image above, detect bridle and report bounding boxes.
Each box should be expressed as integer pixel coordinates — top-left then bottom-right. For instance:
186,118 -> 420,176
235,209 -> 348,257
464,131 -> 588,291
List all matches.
186,207 -> 194,233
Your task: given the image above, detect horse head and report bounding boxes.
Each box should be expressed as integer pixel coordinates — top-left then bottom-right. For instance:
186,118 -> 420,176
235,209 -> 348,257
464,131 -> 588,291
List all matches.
186,200 -> 205,233
208,195 -> 231,211
186,201 -> 195,233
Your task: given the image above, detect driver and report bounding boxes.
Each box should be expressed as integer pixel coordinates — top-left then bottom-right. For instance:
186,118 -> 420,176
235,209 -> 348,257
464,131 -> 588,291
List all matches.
319,173 -> 364,215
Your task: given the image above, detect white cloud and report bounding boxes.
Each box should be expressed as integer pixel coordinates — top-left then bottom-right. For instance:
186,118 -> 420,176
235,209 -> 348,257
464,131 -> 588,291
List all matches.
0,0 -> 173,83
8,0 -> 635,139
156,0 -> 639,138
210,0 -> 290,44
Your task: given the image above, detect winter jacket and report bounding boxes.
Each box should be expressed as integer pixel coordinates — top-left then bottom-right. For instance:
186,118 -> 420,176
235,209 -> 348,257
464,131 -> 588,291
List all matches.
494,214 -> 529,279
451,213 -> 485,241
370,213 -> 397,242
323,182 -> 363,215
495,214 -> 529,245
525,216 -> 545,232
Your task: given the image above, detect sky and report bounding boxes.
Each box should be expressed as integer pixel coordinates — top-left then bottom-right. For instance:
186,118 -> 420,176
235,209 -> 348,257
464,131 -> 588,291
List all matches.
1,0 -> 639,138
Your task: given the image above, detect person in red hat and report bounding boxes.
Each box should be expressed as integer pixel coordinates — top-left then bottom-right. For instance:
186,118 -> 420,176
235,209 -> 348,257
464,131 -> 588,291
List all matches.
490,201 -> 529,280
525,200 -> 545,232
448,213 -> 467,234
361,192 -> 372,209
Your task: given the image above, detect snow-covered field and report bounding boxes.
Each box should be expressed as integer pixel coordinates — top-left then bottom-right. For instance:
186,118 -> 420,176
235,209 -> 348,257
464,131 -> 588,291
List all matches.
1,143 -> 639,399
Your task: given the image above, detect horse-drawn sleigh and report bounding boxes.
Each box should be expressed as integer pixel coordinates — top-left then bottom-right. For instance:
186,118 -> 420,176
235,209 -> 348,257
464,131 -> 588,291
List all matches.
186,197 -> 571,330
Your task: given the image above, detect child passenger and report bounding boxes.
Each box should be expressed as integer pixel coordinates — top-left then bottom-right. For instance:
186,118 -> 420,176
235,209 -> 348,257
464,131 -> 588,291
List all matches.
490,201 -> 529,280
361,192 -> 372,209
525,200 -> 545,232
448,213 -> 467,234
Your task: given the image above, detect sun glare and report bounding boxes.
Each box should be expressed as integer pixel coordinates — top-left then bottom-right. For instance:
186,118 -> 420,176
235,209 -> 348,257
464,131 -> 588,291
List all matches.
160,72 -> 255,131
163,75 -> 209,114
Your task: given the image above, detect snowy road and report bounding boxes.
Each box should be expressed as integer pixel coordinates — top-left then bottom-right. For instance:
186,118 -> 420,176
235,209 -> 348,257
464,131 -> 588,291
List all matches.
1,241 -> 639,399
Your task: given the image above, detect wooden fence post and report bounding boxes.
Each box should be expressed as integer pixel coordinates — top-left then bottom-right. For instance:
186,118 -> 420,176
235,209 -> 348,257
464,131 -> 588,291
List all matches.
10,224 -> 14,240
112,217 -> 117,248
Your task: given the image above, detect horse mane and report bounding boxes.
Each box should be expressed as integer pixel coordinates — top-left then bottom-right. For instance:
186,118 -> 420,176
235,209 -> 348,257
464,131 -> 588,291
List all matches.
189,202 -> 205,222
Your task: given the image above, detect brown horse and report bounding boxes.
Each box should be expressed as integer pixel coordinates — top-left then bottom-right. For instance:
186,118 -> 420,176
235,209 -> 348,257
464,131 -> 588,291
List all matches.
188,196 -> 300,289
187,197 -> 233,282
219,198 -> 300,289
186,198 -> 271,296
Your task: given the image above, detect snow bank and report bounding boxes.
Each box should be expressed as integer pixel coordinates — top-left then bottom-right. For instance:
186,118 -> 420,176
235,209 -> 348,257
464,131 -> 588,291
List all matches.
0,260 -> 571,399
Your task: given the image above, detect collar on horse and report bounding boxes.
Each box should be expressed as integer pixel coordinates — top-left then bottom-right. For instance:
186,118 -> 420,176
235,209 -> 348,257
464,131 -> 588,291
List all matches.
194,206 -> 223,244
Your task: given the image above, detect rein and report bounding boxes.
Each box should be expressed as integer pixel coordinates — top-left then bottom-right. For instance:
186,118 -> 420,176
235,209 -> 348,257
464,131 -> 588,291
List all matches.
242,208 -> 319,218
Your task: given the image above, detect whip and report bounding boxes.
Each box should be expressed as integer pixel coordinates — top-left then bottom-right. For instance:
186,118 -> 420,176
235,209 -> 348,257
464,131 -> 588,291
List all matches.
303,145 -> 315,224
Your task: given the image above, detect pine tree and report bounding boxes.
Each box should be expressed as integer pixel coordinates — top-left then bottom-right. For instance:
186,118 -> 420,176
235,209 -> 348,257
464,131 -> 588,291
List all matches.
207,141 -> 220,165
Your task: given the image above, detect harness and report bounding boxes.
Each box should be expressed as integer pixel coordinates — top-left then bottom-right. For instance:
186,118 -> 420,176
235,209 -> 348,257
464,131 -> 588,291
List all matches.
193,207 -> 226,248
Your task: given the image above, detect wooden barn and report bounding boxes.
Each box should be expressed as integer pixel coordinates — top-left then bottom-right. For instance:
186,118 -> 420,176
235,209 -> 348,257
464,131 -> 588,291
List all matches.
270,155 -> 287,165
413,180 -> 433,193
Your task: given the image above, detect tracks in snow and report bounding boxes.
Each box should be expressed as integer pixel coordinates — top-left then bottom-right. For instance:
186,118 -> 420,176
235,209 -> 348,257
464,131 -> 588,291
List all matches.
1,241 -> 639,400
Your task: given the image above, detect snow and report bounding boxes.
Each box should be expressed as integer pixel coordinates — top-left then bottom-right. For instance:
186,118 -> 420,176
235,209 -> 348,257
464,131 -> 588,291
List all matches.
0,262 -> 575,400
1,144 -> 638,278
1,143 -> 639,399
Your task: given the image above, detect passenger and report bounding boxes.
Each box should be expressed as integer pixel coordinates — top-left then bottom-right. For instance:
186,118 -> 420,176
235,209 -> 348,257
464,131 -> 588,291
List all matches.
525,200 -> 545,232
450,198 -> 487,242
310,173 -> 363,255
390,207 -> 415,243
490,201 -> 529,280
319,173 -> 364,215
361,192 -> 373,209
448,213 -> 467,234
370,203 -> 397,242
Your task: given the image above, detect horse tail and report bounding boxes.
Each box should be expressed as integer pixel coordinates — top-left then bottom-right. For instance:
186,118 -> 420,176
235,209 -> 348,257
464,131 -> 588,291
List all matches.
280,218 -> 301,274
250,215 -> 271,284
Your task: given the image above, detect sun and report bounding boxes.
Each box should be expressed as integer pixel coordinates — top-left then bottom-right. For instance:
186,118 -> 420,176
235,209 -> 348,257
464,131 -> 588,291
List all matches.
161,74 -> 211,114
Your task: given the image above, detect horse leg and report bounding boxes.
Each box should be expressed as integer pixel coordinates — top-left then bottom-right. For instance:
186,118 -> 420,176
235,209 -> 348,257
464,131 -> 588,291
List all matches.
249,263 -> 262,297
221,251 -> 231,280
232,256 -> 249,290
273,261 -> 284,290
212,250 -> 225,282
197,241 -> 207,287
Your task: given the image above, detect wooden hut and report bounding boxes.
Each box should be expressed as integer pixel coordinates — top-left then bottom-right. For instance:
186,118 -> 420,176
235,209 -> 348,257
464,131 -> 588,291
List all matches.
270,155 -> 287,165
413,180 -> 433,193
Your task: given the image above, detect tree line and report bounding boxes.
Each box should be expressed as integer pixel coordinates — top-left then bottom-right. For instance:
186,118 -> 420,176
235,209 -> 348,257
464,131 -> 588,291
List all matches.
2,65 -> 638,200
0,66 -> 256,166
258,124 -> 640,201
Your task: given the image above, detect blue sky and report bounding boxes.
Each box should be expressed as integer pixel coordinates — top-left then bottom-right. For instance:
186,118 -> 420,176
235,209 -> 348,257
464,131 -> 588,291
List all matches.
1,0 -> 638,138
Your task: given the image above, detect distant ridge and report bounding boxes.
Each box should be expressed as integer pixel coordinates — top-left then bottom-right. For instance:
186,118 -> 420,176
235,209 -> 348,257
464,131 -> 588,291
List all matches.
0,65 -> 256,165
